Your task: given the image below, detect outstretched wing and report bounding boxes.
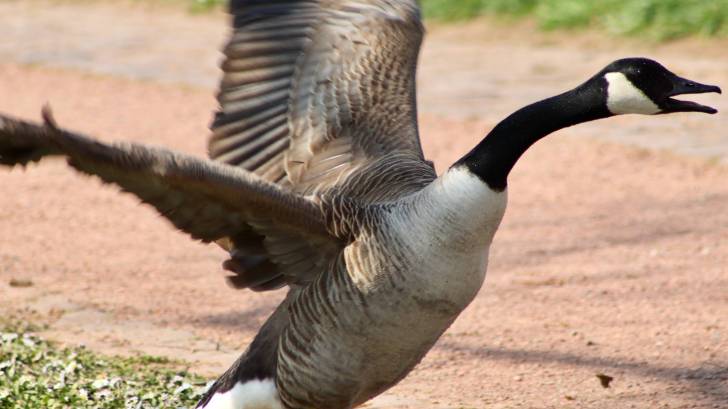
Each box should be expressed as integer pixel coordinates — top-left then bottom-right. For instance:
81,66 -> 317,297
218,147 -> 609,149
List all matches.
209,0 -> 428,196
0,112 -> 342,291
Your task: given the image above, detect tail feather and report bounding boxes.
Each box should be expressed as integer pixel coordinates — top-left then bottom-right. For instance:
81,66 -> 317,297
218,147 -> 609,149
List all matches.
196,291 -> 292,408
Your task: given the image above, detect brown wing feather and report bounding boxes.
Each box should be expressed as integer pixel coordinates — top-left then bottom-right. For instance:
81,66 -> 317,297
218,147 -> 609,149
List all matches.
211,0 -> 426,197
206,0 -> 430,292
0,112 -> 342,291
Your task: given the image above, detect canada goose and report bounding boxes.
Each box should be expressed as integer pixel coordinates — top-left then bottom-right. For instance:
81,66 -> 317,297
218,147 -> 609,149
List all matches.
0,0 -> 721,408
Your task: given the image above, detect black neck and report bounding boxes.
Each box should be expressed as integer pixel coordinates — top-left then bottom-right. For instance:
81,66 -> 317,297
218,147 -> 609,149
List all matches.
454,81 -> 612,191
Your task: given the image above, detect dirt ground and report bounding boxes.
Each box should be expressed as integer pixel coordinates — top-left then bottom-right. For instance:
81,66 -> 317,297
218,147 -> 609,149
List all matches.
1,2 -> 727,408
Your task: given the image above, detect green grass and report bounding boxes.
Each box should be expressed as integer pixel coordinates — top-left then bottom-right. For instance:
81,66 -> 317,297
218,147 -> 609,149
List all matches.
155,0 -> 728,40
421,0 -> 728,40
0,323 -> 208,408
185,0 -> 224,12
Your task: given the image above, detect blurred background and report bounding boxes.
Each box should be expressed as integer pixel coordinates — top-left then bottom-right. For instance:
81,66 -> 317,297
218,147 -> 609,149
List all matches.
2,0 -> 726,157
186,0 -> 728,41
1,1 -> 726,408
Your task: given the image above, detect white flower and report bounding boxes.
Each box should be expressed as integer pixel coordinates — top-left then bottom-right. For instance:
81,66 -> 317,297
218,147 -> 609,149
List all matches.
92,378 -> 110,390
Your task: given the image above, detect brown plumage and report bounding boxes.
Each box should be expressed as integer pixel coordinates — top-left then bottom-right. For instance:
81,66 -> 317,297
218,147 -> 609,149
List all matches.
209,0 -> 434,296
0,1 -> 442,407
2,1 -> 720,409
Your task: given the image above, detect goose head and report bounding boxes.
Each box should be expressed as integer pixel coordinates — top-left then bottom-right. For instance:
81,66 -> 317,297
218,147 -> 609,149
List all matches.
598,58 -> 721,115
458,57 -> 721,191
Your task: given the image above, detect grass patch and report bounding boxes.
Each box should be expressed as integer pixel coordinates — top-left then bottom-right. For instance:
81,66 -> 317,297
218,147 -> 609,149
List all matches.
421,0 -> 728,40
183,0 -> 223,12
0,322 -> 208,408
147,0 -> 223,12
123,0 -> 728,40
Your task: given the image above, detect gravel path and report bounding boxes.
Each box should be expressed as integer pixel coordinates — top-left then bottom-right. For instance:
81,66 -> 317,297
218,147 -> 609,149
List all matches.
1,2 -> 727,408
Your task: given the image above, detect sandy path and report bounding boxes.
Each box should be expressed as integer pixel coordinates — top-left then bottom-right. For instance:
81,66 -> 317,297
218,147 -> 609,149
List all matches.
1,2 -> 727,408
1,1 -> 726,159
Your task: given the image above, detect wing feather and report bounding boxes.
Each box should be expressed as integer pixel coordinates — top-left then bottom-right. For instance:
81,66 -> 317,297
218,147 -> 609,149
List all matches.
0,112 -> 342,290
201,0 -> 434,291
210,0 -> 428,197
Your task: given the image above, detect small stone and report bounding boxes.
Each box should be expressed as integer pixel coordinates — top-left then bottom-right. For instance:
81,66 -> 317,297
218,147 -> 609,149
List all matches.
8,278 -> 33,288
596,373 -> 614,388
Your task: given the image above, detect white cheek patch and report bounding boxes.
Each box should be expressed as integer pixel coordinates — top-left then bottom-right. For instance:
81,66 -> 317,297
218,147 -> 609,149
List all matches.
605,72 -> 661,115
200,379 -> 283,409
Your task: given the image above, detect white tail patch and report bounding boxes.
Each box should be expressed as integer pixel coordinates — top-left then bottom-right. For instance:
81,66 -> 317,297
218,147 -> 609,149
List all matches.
605,72 -> 661,115
200,379 -> 283,409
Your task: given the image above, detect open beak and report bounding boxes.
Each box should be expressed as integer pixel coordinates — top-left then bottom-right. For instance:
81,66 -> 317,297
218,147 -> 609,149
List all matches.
663,75 -> 722,114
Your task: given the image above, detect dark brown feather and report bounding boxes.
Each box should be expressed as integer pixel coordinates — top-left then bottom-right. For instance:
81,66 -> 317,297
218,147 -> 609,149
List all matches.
206,0 -> 430,298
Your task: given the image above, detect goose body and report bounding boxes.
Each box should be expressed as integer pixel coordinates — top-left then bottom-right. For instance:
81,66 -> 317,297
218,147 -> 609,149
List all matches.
205,165 -> 507,409
0,1 -> 720,408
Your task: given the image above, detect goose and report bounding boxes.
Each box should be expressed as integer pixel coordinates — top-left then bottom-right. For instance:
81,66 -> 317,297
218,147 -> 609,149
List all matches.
0,1 -> 721,408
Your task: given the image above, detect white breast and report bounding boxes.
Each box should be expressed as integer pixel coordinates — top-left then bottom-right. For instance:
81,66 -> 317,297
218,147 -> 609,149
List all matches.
383,167 -> 508,304
414,166 -> 508,249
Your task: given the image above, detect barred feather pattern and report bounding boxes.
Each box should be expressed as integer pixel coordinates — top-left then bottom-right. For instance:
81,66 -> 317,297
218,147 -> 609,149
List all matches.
274,167 -> 508,409
209,0 -> 429,297
210,0 -> 425,193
